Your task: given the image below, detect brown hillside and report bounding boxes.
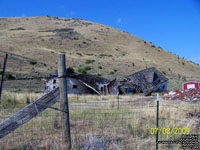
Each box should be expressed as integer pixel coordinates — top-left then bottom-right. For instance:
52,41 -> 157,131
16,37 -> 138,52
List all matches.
0,16 -> 199,92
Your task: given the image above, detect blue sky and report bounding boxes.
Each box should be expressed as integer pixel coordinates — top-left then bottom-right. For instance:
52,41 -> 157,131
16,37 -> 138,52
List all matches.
0,0 -> 200,64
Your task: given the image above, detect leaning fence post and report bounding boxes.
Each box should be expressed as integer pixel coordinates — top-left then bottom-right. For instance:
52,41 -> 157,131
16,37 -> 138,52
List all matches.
58,54 -> 71,149
156,93 -> 159,150
0,53 -> 8,105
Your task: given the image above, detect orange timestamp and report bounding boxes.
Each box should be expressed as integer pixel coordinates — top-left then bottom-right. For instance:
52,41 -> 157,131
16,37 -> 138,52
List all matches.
150,128 -> 190,135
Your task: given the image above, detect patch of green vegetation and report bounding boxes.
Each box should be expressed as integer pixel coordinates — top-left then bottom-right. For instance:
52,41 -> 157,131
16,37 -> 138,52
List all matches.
5,73 -> 15,80
109,71 -> 114,75
114,69 -> 117,72
29,61 -> 37,65
85,60 -> 95,64
78,68 -> 86,74
97,73 -> 101,76
0,71 -> 2,75
68,67 -> 75,72
98,66 -> 102,69
78,66 -> 91,74
84,66 -> 91,71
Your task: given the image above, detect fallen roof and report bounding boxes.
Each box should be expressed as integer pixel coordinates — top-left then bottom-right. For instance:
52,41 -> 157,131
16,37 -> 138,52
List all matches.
122,67 -> 168,95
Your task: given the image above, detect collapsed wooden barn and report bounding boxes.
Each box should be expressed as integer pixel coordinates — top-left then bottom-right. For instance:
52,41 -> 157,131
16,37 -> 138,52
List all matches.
44,69 -> 110,95
108,67 -> 168,96
44,67 -> 168,96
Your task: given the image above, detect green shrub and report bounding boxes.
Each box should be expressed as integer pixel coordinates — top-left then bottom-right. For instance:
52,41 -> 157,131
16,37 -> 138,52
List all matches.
97,73 -> 101,76
68,67 -> 74,72
85,60 -> 95,64
84,66 -> 91,71
114,69 -> 117,72
29,61 -> 37,65
109,71 -> 114,75
5,73 -> 14,80
98,66 -> 102,69
0,71 -> 2,75
78,66 -> 91,74
78,68 -> 87,74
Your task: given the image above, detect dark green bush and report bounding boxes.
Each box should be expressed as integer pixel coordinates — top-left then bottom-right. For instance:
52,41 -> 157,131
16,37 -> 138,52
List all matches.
78,66 -> 91,74
84,66 -> 91,71
98,66 -> 102,69
68,67 -> 74,72
109,71 -> 114,75
5,73 -> 14,80
29,61 -> 37,65
85,60 -> 95,64
78,68 -> 87,74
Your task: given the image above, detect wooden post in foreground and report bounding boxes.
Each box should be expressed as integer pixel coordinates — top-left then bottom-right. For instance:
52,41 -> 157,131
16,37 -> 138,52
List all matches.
156,93 -> 159,150
0,53 -> 8,105
58,54 -> 71,149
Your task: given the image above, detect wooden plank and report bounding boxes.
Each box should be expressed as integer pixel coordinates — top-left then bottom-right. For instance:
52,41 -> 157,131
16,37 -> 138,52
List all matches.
0,88 -> 59,139
0,53 -> 8,104
58,54 -> 71,149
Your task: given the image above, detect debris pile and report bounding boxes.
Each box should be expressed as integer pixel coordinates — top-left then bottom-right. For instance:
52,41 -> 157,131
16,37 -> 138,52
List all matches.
164,89 -> 200,102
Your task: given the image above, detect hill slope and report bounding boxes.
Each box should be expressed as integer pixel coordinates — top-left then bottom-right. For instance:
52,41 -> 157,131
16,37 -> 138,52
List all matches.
0,16 -> 199,92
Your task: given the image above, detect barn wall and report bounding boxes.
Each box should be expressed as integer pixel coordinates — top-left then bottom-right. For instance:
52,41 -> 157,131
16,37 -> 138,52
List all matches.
44,77 -> 94,94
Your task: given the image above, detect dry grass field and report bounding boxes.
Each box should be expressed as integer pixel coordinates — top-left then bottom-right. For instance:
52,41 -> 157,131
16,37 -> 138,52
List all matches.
0,92 -> 199,150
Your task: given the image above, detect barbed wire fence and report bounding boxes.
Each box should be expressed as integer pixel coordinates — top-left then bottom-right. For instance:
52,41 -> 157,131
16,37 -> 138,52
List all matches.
0,53 -> 199,150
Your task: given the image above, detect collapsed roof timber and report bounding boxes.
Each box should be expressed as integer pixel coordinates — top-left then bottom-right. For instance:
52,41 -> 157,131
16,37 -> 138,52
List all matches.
44,67 -> 168,96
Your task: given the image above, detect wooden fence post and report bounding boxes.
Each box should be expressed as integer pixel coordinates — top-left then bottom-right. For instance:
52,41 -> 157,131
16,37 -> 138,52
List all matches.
156,93 -> 159,150
0,53 -> 8,105
58,54 -> 71,149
